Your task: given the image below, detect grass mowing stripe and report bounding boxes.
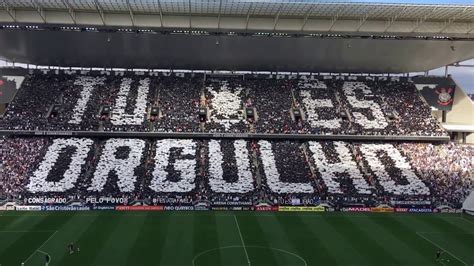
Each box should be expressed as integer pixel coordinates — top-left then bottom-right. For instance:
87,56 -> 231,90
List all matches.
0,215 -> 25,231
391,215 -> 445,264
65,212 -> 124,266
209,212 -> 224,266
400,214 -> 472,266
239,212 -> 281,266
275,213 -> 337,266
438,216 -> 474,234
124,212 -> 166,266
158,213 -> 196,266
416,232 -> 468,266
254,213 -> 312,266
233,214 -> 251,265
0,212 -> 76,265
353,216 -> 421,265
191,212 -> 223,266
1,212 -> 472,266
90,212 -> 147,266
212,212 -> 247,266
300,214 -> 362,265
418,215 -> 471,235
324,214 -> 398,266
366,215 -> 432,265
461,214 -> 474,225
51,212 -> 103,265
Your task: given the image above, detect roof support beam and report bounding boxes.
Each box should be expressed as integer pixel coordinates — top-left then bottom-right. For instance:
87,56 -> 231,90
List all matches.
412,7 -> 437,32
356,14 -> 369,32
217,0 -> 222,29
468,22 -> 474,34
328,6 -> 344,32
383,6 -> 408,32
439,7 -> 470,33
126,0 -> 135,26
245,3 -> 253,31
94,0 -> 106,25
62,0 -> 76,24
273,4 -> 283,32
157,0 -> 164,27
2,1 -> 16,22
188,0 -> 192,30
300,4 -> 315,31
32,0 -> 46,23
328,16 -> 338,32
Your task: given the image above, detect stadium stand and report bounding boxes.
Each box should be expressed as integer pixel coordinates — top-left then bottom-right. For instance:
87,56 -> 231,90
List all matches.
1,1 -> 474,265
1,137 -> 472,209
0,73 -> 446,137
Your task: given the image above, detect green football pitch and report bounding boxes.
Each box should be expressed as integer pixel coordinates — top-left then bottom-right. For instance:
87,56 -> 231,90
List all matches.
0,212 -> 473,266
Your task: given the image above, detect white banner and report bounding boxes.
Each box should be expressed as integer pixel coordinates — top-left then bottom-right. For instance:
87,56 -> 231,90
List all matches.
15,205 -> 42,211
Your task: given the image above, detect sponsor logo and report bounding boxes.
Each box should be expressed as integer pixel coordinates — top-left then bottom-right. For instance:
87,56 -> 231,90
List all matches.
27,197 -> 68,204
211,207 -> 228,211
92,206 -> 116,210
408,208 -> 433,213
86,197 -> 128,204
193,200 -> 211,211
254,206 -> 278,212
391,200 -> 431,206
41,206 -> 91,211
15,206 -> 42,211
116,206 -> 164,211
278,206 -> 325,212
394,208 -> 409,213
341,207 -> 372,212
371,207 -> 394,213
212,201 -> 253,206
164,206 -> 194,211
153,198 -> 193,205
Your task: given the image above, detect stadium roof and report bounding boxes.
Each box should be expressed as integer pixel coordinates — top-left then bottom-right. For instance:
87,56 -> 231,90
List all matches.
2,0 -> 473,20
0,0 -> 473,72
1,0 -> 474,35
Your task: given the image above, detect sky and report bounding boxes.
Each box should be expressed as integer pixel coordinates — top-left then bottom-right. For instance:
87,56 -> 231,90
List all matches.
0,59 -> 473,94
426,59 -> 474,94
312,0 -> 474,4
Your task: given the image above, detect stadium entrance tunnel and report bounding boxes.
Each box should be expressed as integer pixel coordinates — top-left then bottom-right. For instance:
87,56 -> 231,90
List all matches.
192,245 -> 307,266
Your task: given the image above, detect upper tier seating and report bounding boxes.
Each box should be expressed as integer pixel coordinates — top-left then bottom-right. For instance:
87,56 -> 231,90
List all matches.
0,73 -> 446,137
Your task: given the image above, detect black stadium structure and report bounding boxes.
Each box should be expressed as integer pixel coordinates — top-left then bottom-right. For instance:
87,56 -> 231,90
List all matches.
0,0 -> 473,214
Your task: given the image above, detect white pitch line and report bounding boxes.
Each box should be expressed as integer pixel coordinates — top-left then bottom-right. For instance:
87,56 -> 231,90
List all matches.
234,214 -> 251,266
22,230 -> 58,265
37,250 -> 52,265
415,232 -> 468,266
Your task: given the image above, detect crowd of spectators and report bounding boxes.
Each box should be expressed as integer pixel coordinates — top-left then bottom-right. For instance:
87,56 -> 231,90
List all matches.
1,74 -> 103,131
0,137 -> 471,208
0,73 -> 446,136
249,79 -> 303,134
400,142 -> 474,208
0,137 -> 50,199
153,77 -> 202,133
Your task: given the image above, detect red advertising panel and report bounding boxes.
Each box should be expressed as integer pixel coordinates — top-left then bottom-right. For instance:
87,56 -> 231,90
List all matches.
116,206 -> 164,211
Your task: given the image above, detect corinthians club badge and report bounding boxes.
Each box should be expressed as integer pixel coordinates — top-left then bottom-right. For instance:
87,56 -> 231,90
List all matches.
435,87 -> 453,106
